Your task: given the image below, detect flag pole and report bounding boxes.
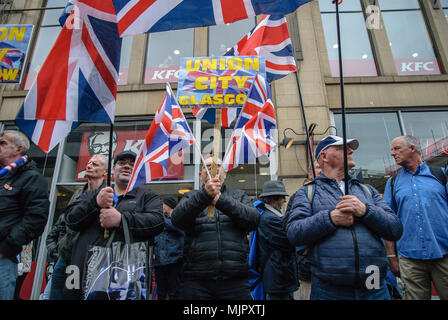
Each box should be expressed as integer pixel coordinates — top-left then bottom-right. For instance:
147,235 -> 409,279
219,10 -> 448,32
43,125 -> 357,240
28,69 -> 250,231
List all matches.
104,122 -> 114,239
333,0 -> 349,194
207,108 -> 222,217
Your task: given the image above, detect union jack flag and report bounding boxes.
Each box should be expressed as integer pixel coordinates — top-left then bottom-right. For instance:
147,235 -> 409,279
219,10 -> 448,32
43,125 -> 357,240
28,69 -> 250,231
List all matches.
226,15 -> 297,83
222,73 -> 276,172
15,0 -> 122,153
113,0 -> 313,37
126,83 -> 195,192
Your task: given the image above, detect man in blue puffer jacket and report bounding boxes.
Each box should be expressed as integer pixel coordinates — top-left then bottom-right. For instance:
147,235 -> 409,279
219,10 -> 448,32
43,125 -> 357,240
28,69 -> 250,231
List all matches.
285,135 -> 403,300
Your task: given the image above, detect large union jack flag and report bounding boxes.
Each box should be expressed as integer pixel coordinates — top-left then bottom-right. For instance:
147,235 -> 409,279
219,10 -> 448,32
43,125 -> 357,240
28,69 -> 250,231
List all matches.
126,83 -> 195,192
222,73 -> 276,172
15,0 -> 121,153
113,0 -> 313,36
226,15 -> 297,83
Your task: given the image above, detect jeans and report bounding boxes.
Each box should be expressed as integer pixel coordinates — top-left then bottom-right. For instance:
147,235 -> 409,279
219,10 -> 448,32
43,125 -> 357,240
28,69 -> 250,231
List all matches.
49,257 -> 67,300
310,275 -> 391,300
182,278 -> 252,300
0,257 -> 18,300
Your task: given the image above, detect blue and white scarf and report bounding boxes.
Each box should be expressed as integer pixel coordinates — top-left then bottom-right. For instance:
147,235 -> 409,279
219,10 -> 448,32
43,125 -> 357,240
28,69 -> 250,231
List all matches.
0,155 -> 28,178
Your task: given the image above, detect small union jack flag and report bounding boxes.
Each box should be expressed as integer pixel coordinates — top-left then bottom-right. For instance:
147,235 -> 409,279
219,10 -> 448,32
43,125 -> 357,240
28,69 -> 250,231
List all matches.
222,74 -> 277,172
126,83 -> 195,192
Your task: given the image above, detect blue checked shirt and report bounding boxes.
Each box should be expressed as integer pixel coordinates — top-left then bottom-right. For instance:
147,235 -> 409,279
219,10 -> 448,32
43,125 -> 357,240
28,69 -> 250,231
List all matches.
383,162 -> 448,260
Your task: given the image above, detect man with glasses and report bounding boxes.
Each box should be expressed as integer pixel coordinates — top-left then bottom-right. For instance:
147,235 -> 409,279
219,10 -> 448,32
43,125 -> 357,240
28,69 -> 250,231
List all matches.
64,151 -> 164,300
285,135 -> 403,300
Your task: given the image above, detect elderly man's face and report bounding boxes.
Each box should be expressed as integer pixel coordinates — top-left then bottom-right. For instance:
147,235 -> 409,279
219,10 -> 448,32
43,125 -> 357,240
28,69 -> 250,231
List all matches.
322,145 -> 356,170
85,155 -> 107,180
0,133 -> 21,167
391,138 -> 414,167
199,159 -> 226,184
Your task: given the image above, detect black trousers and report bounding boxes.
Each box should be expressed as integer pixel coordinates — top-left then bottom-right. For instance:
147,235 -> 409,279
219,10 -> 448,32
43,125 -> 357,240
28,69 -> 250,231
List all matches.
154,262 -> 182,300
181,277 -> 252,300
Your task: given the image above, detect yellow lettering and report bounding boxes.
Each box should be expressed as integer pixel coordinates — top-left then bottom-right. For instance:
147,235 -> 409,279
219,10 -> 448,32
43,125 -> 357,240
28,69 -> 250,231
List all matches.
2,69 -> 19,81
213,94 -> 223,105
219,58 -> 226,70
8,27 -> 26,41
228,57 -> 243,70
244,57 -> 260,71
202,58 -> 217,71
178,95 -> 190,105
185,59 -> 200,71
190,95 -> 200,104
218,76 -> 233,89
224,94 -> 235,105
0,48 -> 9,62
236,94 -> 246,105
0,27 -> 8,41
210,76 -> 217,89
195,77 -> 208,90
233,76 -> 248,89
200,94 -> 213,105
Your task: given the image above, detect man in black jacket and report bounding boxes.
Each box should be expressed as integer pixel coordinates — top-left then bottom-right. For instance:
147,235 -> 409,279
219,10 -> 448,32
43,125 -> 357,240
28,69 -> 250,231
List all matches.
256,180 -> 297,300
64,151 -> 164,300
0,130 -> 50,300
171,156 -> 260,300
45,154 -> 107,300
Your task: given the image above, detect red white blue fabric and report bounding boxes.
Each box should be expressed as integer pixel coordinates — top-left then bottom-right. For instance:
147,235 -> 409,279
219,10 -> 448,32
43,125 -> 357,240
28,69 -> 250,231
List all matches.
126,84 -> 195,192
15,0 -> 122,153
112,0 -> 313,36
226,14 -> 297,83
222,74 -> 276,172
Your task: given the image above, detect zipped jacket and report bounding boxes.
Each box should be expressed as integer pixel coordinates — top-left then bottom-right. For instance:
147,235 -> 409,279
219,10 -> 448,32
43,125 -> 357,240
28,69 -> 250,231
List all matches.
285,174 -> 403,288
0,160 -> 49,262
171,185 -> 260,280
64,185 -> 164,299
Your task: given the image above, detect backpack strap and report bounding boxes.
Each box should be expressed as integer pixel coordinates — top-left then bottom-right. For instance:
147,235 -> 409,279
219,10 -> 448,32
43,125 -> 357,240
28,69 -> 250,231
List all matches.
429,166 -> 447,187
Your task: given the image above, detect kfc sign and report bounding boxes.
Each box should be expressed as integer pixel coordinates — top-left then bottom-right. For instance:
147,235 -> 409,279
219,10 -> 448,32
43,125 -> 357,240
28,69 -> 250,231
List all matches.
145,66 -> 180,84
76,129 -> 184,181
396,58 -> 440,75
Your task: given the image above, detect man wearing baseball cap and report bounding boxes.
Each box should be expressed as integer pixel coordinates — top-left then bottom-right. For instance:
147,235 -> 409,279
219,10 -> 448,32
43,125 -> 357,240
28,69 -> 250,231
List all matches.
64,150 -> 164,299
285,135 -> 403,300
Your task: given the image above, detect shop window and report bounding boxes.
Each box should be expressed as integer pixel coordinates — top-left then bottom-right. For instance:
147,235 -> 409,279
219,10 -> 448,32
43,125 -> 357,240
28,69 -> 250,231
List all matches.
118,36 -> 133,85
378,0 -> 441,75
23,0 -> 65,90
58,120 -> 196,185
401,111 -> 448,167
442,0 -> 448,23
319,0 -> 377,77
144,29 -> 194,84
208,19 -> 255,57
333,112 -> 401,192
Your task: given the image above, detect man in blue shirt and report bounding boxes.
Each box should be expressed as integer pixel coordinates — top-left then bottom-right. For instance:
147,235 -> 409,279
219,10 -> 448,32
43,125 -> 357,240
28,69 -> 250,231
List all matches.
384,135 -> 448,300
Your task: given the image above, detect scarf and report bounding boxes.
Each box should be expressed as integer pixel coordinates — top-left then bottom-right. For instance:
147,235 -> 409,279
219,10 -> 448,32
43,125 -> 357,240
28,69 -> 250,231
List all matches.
0,155 -> 28,178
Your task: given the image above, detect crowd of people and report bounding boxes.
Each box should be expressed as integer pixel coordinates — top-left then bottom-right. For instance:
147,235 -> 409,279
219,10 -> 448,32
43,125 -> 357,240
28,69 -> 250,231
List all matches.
0,129 -> 447,300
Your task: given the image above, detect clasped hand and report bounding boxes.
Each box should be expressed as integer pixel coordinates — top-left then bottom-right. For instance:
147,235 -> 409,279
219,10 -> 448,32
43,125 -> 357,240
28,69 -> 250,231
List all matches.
330,195 -> 366,227
96,187 -> 121,228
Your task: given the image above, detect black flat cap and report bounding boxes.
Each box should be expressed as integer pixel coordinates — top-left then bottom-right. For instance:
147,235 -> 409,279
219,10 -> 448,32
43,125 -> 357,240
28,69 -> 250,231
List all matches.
113,150 -> 137,165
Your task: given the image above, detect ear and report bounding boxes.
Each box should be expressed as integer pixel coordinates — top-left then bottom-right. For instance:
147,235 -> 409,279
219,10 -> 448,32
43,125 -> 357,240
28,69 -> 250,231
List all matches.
16,145 -> 24,155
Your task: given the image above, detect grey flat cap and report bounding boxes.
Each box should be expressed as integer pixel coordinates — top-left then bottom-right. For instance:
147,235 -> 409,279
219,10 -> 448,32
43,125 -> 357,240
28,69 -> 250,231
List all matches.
259,180 -> 289,197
